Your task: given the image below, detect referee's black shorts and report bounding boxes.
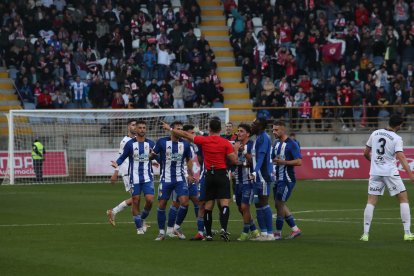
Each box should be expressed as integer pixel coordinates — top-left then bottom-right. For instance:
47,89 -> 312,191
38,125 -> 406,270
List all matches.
205,169 -> 231,201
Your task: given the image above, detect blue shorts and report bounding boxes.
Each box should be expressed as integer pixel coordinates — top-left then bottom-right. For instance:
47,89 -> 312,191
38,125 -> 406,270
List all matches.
158,180 -> 189,200
254,181 -> 271,197
198,177 -> 206,202
131,181 -> 155,197
274,180 -> 296,202
235,183 -> 254,206
188,182 -> 198,197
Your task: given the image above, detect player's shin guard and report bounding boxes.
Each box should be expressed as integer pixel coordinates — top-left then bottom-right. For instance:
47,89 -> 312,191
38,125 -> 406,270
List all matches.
285,215 -> 299,231
175,205 -> 188,227
276,216 -> 284,233
263,205 -> 273,234
256,207 -> 267,234
204,210 -> 213,236
167,205 -> 178,228
197,217 -> 204,233
157,208 -> 166,232
141,208 -> 150,220
113,200 -> 128,215
363,204 -> 375,234
134,214 -> 142,229
194,204 -> 199,218
219,206 -> 230,231
400,203 -> 411,234
249,219 -> 257,231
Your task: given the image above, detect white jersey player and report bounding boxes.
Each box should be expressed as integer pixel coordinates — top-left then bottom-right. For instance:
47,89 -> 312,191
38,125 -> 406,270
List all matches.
361,115 -> 414,241
118,135 -> 133,191
106,119 -> 137,227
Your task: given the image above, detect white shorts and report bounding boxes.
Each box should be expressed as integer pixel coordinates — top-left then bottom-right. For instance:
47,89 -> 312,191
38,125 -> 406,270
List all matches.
119,164 -> 131,192
122,174 -> 132,192
368,175 -> 406,196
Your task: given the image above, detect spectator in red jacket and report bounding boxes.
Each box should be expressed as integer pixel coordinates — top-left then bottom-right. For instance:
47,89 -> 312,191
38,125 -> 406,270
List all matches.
355,4 -> 369,27
37,90 -> 53,109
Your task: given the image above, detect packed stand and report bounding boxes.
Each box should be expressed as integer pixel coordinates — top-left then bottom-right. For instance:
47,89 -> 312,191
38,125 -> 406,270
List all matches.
227,0 -> 414,131
0,0 -> 225,110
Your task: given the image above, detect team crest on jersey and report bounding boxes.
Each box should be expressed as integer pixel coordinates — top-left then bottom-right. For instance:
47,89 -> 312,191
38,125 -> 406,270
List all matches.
178,144 -> 183,152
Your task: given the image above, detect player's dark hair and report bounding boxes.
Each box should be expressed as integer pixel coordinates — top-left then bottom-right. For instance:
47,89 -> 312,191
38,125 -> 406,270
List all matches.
136,119 -> 146,125
170,121 -> 183,128
209,117 -> 222,133
255,117 -> 268,130
183,124 -> 194,131
127,118 -> 139,125
273,120 -> 286,127
238,123 -> 251,134
389,114 -> 404,128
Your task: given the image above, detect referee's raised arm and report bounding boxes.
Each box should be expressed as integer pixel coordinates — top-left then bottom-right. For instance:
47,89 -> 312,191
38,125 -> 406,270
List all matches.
161,121 -> 196,142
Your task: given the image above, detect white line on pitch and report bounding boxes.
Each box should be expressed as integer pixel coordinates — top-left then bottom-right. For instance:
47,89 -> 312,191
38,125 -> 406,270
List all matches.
0,219 -> 243,228
296,219 -> 401,225
0,208 -> 404,228
293,208 -> 399,214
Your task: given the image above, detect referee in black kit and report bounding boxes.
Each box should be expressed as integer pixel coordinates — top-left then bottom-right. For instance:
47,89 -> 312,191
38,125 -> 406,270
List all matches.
162,117 -> 238,241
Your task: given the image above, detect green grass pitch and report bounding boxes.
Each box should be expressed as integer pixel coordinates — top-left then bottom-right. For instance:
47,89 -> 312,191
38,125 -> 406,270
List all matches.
1,180 -> 414,275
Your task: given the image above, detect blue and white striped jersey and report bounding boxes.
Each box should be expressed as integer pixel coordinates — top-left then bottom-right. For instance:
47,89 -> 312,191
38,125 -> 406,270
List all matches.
234,140 -> 253,185
271,138 -> 302,183
251,131 -> 273,183
116,138 -> 155,184
153,137 -> 192,183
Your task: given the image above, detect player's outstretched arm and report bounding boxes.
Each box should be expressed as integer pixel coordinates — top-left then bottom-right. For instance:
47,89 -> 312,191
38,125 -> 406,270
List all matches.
161,121 -> 195,142
110,169 -> 119,185
396,152 -> 414,183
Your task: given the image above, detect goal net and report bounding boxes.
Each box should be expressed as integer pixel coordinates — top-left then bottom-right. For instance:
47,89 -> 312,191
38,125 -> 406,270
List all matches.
2,108 -> 229,185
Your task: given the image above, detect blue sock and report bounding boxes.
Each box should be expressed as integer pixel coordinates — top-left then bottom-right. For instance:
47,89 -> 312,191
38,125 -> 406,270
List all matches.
276,215 -> 284,232
197,217 -> 204,232
167,205 -> 178,228
157,208 -> 166,231
194,204 -> 199,218
243,223 -> 250,234
134,214 -> 142,229
175,205 -> 188,226
256,207 -> 267,233
263,205 -> 273,234
249,219 -> 257,231
285,215 -> 296,228
141,208 -> 150,220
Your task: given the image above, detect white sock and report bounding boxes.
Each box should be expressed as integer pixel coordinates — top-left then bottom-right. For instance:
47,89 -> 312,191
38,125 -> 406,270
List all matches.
166,226 -> 174,233
363,204 -> 375,234
112,200 -> 128,215
174,223 -> 181,230
291,226 -> 299,232
400,203 -> 411,234
159,229 -> 165,235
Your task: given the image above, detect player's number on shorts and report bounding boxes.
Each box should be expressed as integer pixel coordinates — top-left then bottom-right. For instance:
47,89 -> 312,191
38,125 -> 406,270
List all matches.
376,138 -> 386,155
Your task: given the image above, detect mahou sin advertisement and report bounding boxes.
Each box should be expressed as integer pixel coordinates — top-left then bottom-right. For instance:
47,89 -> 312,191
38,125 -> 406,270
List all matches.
297,147 -> 414,180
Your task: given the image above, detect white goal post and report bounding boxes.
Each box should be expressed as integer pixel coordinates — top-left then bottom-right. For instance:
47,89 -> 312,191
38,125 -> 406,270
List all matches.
3,108 -> 229,185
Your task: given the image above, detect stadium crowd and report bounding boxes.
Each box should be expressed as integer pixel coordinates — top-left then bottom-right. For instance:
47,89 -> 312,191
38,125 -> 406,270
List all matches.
0,0 -> 225,110
227,0 -> 414,130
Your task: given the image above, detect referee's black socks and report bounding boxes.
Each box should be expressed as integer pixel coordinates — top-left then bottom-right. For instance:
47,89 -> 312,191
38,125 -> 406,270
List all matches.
204,210 -> 213,236
219,206 -> 230,232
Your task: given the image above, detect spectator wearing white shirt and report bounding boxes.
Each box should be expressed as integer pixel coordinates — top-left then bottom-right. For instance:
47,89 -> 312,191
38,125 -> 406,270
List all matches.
157,43 -> 170,80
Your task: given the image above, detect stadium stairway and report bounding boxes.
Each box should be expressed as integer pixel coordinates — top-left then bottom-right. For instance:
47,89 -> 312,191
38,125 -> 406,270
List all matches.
0,67 -> 22,136
200,0 -> 256,124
